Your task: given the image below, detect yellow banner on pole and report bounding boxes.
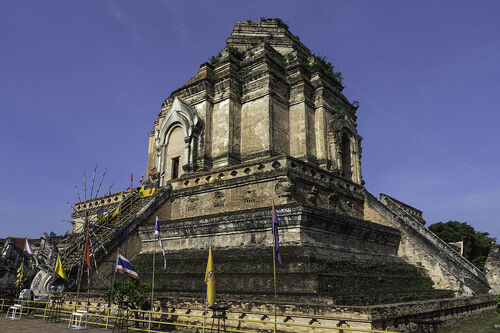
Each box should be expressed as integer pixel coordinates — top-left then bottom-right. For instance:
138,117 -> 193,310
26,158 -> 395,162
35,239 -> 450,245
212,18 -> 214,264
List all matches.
54,255 -> 68,281
15,260 -> 23,288
142,188 -> 156,197
111,204 -> 120,218
204,246 -> 216,306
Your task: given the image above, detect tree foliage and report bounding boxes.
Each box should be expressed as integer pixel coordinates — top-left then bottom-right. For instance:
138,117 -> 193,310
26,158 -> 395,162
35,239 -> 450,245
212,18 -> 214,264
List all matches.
103,279 -> 151,311
428,221 -> 495,271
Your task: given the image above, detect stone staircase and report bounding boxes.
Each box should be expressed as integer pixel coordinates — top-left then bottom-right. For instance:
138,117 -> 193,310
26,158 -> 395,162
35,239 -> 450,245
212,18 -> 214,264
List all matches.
59,186 -> 172,278
364,190 -> 491,295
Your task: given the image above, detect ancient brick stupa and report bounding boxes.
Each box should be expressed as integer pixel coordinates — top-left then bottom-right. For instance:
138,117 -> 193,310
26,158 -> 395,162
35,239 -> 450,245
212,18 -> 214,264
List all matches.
133,18 -> 489,301
22,18 -> 493,331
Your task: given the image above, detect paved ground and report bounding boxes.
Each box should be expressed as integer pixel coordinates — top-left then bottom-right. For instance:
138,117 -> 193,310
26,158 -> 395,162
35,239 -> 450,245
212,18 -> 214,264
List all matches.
0,317 -> 109,332
0,316 -> 190,333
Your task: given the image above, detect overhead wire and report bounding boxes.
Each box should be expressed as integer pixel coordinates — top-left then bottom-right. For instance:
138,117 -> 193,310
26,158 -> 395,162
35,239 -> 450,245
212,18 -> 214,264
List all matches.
345,79 -> 500,191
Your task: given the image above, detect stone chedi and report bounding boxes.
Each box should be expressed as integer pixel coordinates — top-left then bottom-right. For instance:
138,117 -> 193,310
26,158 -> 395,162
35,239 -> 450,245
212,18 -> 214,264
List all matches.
129,19 -> 490,302
12,20 -> 493,331
146,19 -> 366,230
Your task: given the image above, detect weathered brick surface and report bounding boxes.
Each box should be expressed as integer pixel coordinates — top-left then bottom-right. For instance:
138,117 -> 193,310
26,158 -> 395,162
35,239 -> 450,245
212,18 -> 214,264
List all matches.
364,191 -> 490,295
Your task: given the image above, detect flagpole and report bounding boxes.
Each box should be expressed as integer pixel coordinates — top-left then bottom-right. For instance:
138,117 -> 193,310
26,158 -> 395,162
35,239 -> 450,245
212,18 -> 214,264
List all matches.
272,201 -> 278,333
76,212 -> 89,305
108,250 -> 119,307
16,257 -> 24,297
75,242 -> 85,304
87,266 -> 91,305
87,232 -> 93,305
149,241 -> 156,333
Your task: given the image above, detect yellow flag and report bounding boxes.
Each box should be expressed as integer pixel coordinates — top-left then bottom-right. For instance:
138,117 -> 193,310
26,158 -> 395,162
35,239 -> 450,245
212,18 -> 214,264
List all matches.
54,255 -> 68,281
143,188 -> 156,197
15,261 -> 23,288
204,246 -> 215,306
119,191 -> 124,200
111,204 -> 120,218
138,185 -> 145,197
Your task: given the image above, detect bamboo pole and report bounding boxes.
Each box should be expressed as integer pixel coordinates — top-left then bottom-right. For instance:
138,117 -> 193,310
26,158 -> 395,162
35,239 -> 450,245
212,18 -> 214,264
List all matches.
94,168 -> 107,199
76,170 -> 88,305
76,212 -> 89,305
89,164 -> 97,200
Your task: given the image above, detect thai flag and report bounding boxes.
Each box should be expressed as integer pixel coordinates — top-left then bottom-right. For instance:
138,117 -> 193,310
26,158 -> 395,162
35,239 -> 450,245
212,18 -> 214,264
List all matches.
115,251 -> 139,279
139,175 -> 144,185
155,216 -> 166,269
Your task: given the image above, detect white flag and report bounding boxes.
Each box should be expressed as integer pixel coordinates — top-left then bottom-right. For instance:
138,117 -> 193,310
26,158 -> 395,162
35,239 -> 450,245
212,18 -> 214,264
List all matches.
24,238 -> 39,267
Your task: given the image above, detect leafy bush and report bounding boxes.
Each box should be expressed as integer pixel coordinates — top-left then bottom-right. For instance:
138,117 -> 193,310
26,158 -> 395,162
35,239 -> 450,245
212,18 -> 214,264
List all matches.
103,279 -> 151,310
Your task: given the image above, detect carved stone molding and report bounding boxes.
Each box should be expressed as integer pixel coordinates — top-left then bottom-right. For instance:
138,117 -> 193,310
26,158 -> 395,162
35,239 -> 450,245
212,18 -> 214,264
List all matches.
186,197 -> 199,211
213,191 -> 225,208
275,178 -> 295,199
306,186 -> 318,204
244,188 -> 257,203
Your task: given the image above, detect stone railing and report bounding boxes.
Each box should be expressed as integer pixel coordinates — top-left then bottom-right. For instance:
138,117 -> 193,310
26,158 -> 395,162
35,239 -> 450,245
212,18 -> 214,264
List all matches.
364,190 -> 490,295
60,186 -> 172,275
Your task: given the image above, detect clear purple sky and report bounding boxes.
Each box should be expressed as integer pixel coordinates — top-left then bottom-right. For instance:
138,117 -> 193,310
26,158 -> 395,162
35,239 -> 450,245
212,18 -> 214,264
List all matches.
1,1 -> 499,240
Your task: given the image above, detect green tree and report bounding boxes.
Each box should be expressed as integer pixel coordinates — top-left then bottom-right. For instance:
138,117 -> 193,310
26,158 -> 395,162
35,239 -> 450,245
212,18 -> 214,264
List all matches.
428,221 -> 495,271
103,279 -> 151,311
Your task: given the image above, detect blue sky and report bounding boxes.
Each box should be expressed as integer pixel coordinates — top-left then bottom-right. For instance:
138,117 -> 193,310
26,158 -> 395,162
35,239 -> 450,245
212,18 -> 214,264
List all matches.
1,1 -> 499,240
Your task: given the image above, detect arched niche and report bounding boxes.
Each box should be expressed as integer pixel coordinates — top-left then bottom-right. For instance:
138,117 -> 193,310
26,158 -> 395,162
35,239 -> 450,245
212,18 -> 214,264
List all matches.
341,132 -> 352,181
328,112 -> 363,184
155,97 -> 203,185
164,126 -> 184,180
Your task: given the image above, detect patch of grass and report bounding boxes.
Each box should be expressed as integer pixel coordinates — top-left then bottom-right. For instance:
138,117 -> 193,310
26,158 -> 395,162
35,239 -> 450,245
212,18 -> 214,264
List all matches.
440,312 -> 500,333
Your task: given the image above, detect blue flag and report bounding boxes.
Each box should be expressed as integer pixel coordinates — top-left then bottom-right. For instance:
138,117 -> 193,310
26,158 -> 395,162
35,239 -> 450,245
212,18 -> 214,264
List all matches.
272,203 -> 282,265
155,217 -> 166,269
97,206 -> 106,221
60,231 -> 70,242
